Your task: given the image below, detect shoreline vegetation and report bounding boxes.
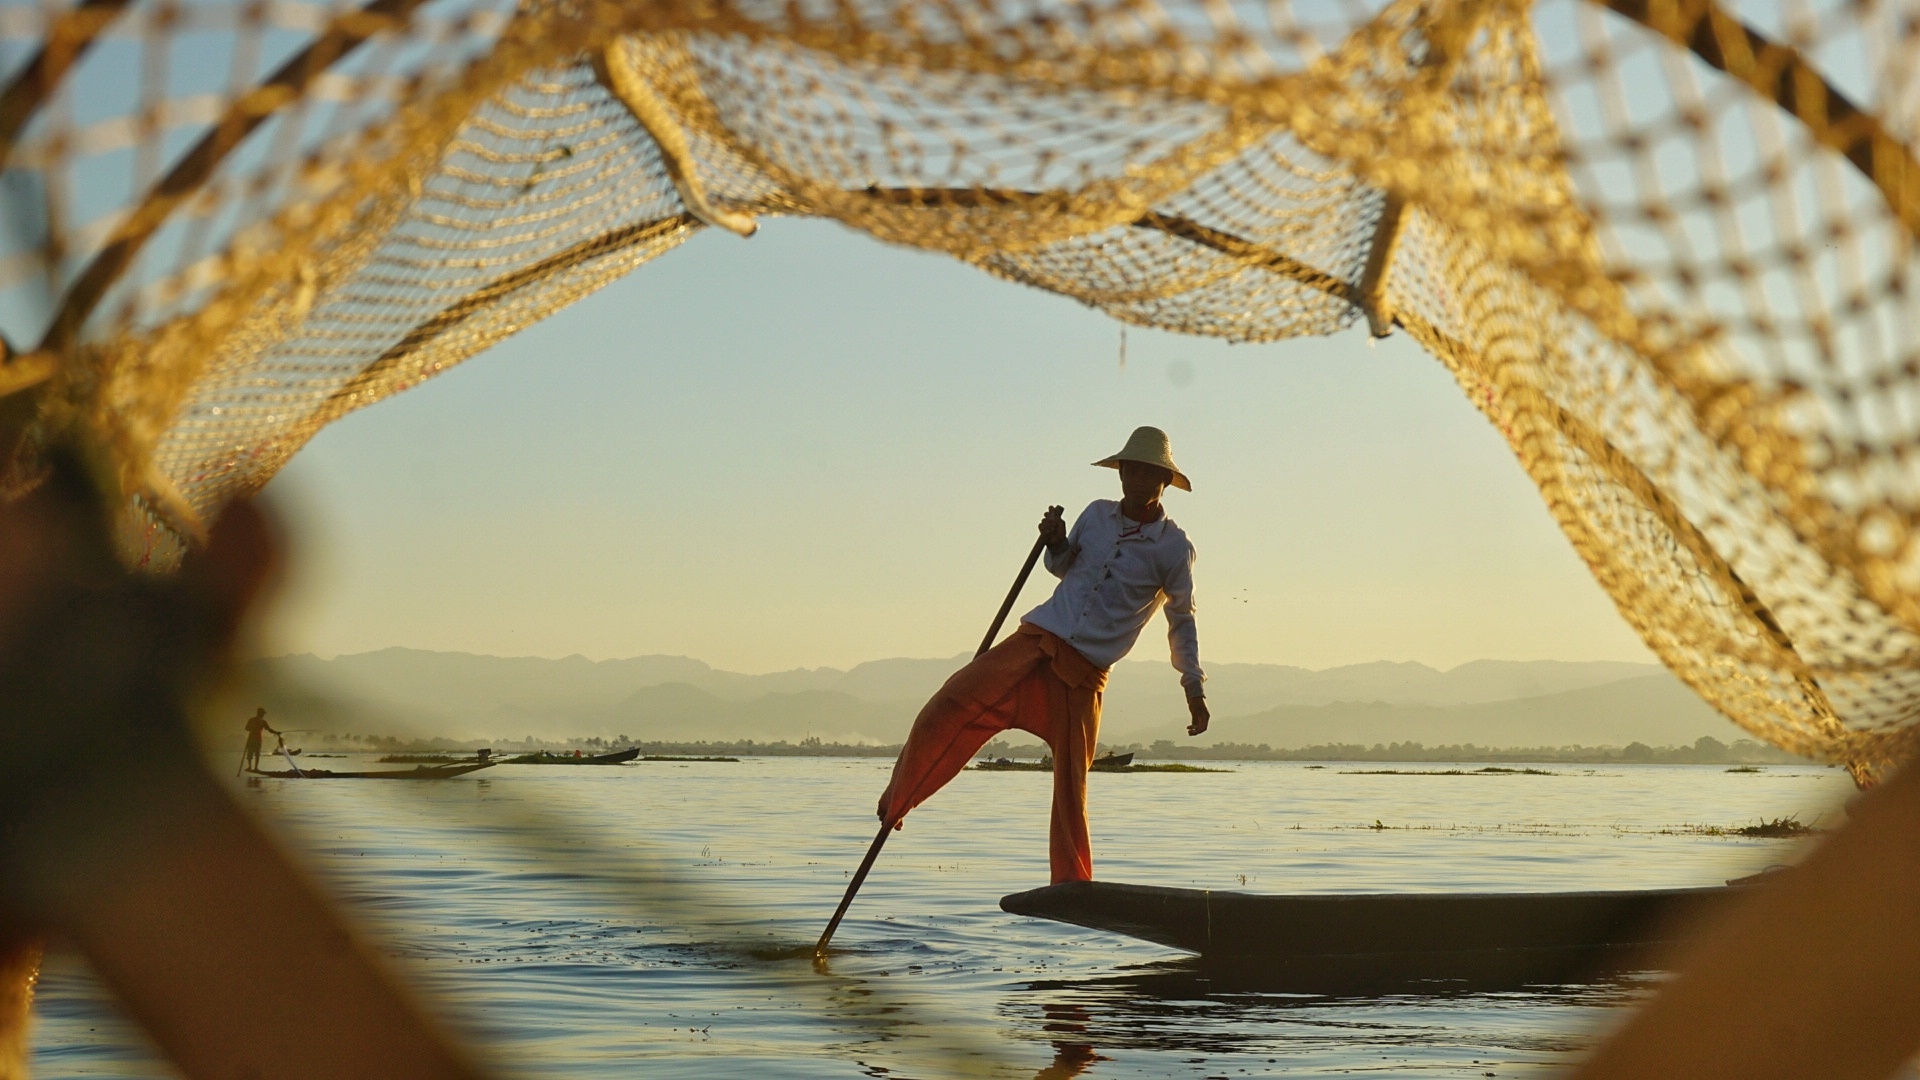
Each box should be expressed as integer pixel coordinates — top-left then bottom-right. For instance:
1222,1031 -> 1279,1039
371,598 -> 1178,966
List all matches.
322,733 -> 1819,766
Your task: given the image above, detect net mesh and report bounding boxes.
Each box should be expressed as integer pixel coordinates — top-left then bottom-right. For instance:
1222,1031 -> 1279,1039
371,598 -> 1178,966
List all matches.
1,0 -> 1917,778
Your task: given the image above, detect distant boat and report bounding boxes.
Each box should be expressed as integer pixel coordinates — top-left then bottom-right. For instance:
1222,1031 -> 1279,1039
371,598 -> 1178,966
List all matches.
974,757 -> 1046,771
248,761 -> 498,780
976,752 -> 1135,772
1002,880 -> 1738,991
505,747 -> 641,765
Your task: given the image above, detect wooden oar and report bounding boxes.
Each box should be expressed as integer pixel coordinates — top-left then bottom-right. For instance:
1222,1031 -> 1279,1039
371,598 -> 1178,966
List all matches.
976,530 -> 1051,658
275,736 -> 305,778
814,512 -> 1059,959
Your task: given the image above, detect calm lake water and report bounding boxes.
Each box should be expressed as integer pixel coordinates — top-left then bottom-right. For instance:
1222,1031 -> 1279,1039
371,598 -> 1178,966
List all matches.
31,758 -> 1853,1078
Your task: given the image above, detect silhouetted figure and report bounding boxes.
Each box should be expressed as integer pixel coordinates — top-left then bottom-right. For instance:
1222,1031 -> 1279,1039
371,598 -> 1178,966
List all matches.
877,427 -> 1210,883
239,707 -> 280,774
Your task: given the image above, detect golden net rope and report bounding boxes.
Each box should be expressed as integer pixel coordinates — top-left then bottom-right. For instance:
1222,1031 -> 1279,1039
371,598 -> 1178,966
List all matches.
0,0 -> 1916,779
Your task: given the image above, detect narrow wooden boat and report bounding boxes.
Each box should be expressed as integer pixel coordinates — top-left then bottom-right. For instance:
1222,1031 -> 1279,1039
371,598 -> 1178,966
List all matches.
975,751 -> 1136,772
974,757 -> 1047,771
1002,880 -> 1738,991
505,747 -> 640,765
248,761 -> 498,779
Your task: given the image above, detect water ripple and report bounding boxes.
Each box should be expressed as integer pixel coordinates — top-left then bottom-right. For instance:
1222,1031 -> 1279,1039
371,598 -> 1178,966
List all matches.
31,759 -> 1849,1077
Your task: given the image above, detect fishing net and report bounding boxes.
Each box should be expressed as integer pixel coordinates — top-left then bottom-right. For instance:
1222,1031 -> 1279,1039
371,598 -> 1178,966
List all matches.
0,0 -> 1916,780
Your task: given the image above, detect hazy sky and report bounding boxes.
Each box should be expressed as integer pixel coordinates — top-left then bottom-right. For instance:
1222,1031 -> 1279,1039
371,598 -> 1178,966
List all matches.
260,217 -> 1655,672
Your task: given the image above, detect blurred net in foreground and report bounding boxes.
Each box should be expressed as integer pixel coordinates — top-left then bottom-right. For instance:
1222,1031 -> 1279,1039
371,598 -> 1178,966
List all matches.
1,0 -> 1918,779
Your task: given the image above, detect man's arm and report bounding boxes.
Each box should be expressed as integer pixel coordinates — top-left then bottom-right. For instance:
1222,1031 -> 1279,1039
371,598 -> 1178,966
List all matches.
1041,504 -> 1082,577
1163,543 -> 1207,735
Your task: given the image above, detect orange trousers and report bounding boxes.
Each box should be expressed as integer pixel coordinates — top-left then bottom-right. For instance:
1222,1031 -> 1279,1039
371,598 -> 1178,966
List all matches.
878,624 -> 1107,883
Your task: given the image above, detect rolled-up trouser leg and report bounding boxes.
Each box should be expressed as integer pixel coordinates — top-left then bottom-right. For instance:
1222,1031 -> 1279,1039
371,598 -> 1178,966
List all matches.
1038,675 -> 1101,884
878,633 -> 1046,824
879,625 -> 1106,882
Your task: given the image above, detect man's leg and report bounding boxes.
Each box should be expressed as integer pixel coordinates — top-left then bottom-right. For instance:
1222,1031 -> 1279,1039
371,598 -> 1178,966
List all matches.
1040,681 -> 1101,884
878,633 -> 1047,826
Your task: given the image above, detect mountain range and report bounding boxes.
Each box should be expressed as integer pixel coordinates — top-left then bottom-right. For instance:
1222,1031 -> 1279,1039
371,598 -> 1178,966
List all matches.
247,649 -> 1737,749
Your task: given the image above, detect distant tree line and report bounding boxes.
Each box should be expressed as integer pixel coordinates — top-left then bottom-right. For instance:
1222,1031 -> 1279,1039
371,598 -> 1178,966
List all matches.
301,731 -> 1816,765
1088,735 -> 1815,765
304,732 -> 900,757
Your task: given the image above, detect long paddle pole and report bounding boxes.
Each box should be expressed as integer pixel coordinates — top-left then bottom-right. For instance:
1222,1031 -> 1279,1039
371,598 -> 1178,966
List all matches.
977,538 -> 1050,659
814,513 -> 1059,959
275,735 -> 305,778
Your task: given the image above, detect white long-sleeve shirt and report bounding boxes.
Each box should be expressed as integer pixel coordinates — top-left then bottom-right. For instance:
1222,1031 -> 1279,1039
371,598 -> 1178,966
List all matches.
1020,499 -> 1206,697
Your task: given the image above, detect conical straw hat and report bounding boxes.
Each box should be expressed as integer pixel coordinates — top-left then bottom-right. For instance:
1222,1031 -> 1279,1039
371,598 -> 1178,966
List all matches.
1093,426 -> 1191,491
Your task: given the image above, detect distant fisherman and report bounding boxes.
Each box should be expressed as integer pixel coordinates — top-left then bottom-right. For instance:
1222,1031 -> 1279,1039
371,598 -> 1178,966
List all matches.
877,427 -> 1208,883
240,706 -> 280,774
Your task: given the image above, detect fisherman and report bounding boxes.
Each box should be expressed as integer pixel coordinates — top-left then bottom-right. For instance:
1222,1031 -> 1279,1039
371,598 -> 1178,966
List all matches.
239,706 -> 280,774
876,426 -> 1208,883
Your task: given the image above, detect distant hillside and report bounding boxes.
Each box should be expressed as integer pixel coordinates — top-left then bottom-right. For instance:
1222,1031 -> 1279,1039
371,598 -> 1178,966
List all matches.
248,650 -> 954,741
600,684 -> 910,744
242,649 -> 1730,749
1099,658 -> 1665,738
1129,675 -> 1730,749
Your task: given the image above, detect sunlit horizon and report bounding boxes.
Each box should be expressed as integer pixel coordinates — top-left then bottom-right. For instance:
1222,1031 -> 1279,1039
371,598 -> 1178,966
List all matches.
260,218 -> 1657,675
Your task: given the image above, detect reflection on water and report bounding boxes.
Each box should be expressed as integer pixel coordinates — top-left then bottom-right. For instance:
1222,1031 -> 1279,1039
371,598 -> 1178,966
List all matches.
32,760 -> 1848,1077
1034,1003 -> 1103,1079
1009,962 -> 1653,1076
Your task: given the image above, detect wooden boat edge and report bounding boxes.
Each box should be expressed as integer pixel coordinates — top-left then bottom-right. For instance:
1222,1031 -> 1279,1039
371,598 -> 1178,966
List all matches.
248,761 -> 500,779
1000,879 -> 1738,959
504,747 -> 641,765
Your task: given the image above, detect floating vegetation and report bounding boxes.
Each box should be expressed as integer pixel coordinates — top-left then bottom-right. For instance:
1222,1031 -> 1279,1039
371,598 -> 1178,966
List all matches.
1725,766 -> 1763,773
1124,763 -> 1230,773
1344,821 -> 1610,837
1341,766 -> 1558,776
1331,819 -> 1821,840
1655,816 -> 1821,838
643,756 -> 741,763
1740,817 -> 1818,837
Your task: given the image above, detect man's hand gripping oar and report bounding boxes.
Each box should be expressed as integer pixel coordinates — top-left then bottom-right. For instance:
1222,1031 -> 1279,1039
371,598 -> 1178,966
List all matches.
812,506 -> 1063,960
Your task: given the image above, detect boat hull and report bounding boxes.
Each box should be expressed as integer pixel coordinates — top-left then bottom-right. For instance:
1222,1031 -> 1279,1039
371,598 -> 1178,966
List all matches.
249,762 -> 498,779
506,748 -> 641,765
1001,881 -> 1736,990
